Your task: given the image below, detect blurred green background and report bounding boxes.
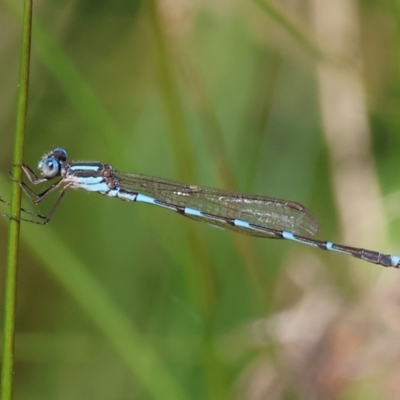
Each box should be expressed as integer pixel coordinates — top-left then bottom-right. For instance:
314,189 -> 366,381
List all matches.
1,0 -> 400,399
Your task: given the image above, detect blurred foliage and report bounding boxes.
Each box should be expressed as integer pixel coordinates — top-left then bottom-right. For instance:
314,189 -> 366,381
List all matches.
1,0 -> 400,399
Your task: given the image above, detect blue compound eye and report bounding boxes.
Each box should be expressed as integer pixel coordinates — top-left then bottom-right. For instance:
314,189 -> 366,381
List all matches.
37,147 -> 68,176
41,157 -> 60,178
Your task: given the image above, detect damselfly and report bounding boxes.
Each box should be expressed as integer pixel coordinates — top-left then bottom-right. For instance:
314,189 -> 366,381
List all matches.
1,147 -> 399,269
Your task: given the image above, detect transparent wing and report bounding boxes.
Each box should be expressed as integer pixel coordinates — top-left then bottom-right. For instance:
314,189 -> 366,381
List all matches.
114,172 -> 320,238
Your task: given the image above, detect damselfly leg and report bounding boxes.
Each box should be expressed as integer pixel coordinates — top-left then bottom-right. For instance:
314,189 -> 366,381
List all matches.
0,162 -> 69,225
0,196 -> 46,220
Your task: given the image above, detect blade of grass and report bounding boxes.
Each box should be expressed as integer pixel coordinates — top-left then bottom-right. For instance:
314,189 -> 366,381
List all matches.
145,2 -> 219,316
145,1 -> 195,182
1,0 -> 32,399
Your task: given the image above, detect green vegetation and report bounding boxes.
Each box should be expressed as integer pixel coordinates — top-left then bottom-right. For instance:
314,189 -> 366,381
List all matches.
1,1 -> 399,399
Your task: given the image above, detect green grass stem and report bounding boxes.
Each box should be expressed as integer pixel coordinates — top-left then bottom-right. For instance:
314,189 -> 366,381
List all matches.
1,0 -> 32,399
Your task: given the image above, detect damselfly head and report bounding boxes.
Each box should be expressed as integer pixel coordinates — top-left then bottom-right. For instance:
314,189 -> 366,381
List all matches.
38,147 -> 68,178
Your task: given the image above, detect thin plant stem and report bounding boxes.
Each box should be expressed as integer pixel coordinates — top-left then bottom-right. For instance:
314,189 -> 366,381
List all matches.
1,0 -> 32,399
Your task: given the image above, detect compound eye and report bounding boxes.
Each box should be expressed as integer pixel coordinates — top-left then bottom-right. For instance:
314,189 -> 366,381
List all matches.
41,157 -> 60,178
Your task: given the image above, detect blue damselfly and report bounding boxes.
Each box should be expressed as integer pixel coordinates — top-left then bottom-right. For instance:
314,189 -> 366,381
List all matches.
1,147 -> 398,269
